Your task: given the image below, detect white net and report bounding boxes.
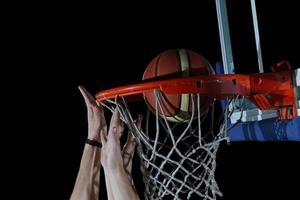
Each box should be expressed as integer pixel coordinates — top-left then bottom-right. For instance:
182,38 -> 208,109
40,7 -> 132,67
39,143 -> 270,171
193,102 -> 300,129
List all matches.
100,91 -> 241,200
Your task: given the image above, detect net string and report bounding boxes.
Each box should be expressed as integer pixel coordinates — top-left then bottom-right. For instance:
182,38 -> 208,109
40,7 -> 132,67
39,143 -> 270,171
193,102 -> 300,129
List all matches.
100,91 -> 241,200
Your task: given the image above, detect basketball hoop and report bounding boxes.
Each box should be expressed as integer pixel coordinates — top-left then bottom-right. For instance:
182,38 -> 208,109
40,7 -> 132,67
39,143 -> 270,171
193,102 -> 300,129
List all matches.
96,68 -> 297,199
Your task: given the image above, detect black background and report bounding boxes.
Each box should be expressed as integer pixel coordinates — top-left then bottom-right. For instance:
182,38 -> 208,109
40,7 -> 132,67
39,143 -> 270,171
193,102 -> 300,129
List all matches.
15,0 -> 300,199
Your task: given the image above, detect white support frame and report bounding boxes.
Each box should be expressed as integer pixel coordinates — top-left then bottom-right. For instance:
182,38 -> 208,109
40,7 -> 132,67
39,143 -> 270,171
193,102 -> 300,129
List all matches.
294,68 -> 300,116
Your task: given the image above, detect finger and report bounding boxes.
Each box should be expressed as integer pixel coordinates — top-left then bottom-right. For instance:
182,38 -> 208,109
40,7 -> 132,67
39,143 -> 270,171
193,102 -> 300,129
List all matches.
108,108 -> 124,138
123,115 -> 142,171
122,134 -> 137,172
123,132 -> 137,155
100,110 -> 107,129
78,85 -> 96,107
95,103 -> 106,125
107,127 -> 122,152
79,85 -> 96,102
136,114 -> 143,129
123,131 -> 136,152
124,114 -> 142,152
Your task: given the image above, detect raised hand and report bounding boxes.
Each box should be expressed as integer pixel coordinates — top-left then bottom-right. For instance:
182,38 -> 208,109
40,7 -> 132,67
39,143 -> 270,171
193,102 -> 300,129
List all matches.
78,85 -> 107,142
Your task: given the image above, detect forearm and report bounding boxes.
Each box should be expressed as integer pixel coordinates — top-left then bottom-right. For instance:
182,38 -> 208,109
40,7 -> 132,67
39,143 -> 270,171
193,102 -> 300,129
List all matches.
70,144 -> 101,200
104,169 -> 114,200
108,167 -> 139,200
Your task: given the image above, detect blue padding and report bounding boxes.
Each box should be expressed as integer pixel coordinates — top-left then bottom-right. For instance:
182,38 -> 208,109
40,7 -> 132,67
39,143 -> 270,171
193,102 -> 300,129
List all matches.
215,62 -> 224,75
228,117 -> 300,141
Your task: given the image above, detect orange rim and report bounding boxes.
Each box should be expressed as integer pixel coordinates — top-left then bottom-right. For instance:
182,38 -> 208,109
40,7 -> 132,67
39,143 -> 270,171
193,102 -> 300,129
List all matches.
96,74 -> 250,102
95,71 -> 297,119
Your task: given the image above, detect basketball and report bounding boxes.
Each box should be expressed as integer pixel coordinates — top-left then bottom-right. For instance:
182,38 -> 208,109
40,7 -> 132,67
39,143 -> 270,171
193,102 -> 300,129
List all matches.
143,49 -> 215,123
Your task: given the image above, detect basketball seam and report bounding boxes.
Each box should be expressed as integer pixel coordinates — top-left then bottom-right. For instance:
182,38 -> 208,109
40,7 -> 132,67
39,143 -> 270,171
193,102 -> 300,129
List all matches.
143,54 -> 161,114
166,49 -> 191,122
152,52 -> 179,116
154,53 -> 161,78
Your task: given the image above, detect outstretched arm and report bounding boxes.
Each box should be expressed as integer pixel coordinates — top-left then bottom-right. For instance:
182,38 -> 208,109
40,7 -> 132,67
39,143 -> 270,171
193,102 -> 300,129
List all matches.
101,109 -> 140,200
103,114 -> 142,200
70,86 -> 107,200
70,144 -> 101,200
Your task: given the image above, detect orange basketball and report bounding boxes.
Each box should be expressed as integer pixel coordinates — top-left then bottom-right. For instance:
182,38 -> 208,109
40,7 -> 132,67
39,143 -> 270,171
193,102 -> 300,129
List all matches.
143,49 -> 215,123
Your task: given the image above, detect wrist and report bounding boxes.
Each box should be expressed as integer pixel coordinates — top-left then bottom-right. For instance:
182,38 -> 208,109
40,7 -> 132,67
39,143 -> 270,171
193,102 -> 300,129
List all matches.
87,133 -> 100,141
85,138 -> 102,148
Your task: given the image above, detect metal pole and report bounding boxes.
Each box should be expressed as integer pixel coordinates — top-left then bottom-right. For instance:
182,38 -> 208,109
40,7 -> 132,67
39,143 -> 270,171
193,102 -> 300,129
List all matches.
250,0 -> 264,73
215,0 -> 235,74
